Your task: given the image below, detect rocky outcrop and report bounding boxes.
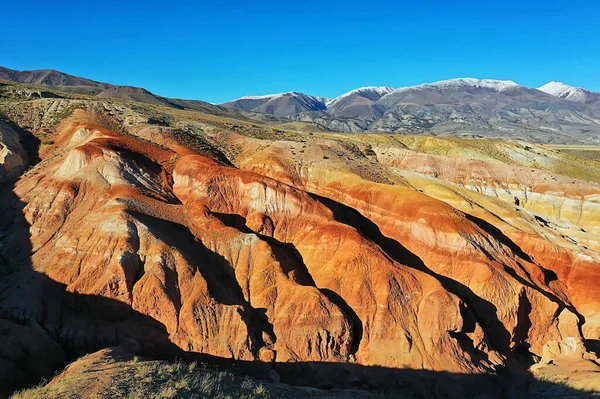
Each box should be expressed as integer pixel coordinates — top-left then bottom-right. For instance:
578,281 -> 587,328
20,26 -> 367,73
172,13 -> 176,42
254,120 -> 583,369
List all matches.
530,338 -> 600,394
0,120 -> 27,180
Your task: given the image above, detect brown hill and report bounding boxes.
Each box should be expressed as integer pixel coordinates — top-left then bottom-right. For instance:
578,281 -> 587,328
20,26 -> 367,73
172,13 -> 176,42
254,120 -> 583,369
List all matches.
96,85 -> 176,107
95,85 -> 233,116
0,66 -> 112,90
0,67 -> 234,115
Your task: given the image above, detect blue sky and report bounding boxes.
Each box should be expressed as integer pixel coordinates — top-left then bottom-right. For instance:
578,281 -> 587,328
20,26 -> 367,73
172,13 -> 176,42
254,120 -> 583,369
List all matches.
2,0 -> 599,103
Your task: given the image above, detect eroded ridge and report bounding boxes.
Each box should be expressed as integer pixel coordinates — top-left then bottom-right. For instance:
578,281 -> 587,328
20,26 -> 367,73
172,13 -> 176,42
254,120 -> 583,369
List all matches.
0,98 -> 599,396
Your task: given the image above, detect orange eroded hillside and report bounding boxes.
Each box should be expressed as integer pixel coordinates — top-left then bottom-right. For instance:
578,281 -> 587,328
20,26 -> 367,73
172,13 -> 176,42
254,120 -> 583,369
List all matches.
1,102 -> 599,397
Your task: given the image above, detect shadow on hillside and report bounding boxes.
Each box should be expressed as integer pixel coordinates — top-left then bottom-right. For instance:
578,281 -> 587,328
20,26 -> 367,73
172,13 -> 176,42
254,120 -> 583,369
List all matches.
307,192 -> 518,362
212,211 -> 365,355
0,174 -> 597,398
463,212 -> 588,349
306,191 -> 599,369
128,209 -> 276,355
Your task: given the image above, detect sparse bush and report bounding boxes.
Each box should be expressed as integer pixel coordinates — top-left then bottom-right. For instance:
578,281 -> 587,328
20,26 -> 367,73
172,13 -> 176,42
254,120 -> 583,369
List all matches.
158,386 -> 177,398
254,384 -> 268,396
174,375 -> 189,389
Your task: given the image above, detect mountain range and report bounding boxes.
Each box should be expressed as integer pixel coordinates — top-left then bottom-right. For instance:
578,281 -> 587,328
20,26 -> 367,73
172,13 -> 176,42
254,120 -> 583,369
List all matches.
224,78 -> 600,116
223,78 -> 600,143
2,66 -> 600,144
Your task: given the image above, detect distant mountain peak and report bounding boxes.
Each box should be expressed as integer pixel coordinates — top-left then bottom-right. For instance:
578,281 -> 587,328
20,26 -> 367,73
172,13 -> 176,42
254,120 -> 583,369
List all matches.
538,81 -> 600,104
238,92 -> 296,100
417,78 -> 520,92
325,86 -> 394,117
539,81 -> 572,92
222,92 -> 327,116
345,86 -> 394,96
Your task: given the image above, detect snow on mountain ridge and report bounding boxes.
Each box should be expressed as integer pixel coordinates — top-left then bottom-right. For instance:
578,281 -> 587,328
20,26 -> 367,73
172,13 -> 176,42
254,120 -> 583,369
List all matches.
227,78 -> 597,109
431,78 -> 520,91
538,81 -> 599,104
233,79 -> 521,105
385,78 -> 520,96
539,81 -> 572,95
345,86 -> 395,96
326,86 -> 394,109
234,91 -> 329,104
238,92 -> 294,100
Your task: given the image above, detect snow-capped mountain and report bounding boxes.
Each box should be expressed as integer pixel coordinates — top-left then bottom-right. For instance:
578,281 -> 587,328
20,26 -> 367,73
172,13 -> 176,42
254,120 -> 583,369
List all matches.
380,78 -> 535,106
237,93 -> 289,100
407,78 -> 520,92
223,79 -> 524,117
221,77 -> 600,142
538,81 -> 600,104
326,86 -> 394,118
221,92 -> 327,116
333,86 -> 395,101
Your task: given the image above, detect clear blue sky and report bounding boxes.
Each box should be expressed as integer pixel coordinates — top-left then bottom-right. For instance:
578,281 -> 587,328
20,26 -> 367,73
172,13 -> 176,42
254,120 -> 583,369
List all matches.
2,0 -> 599,103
